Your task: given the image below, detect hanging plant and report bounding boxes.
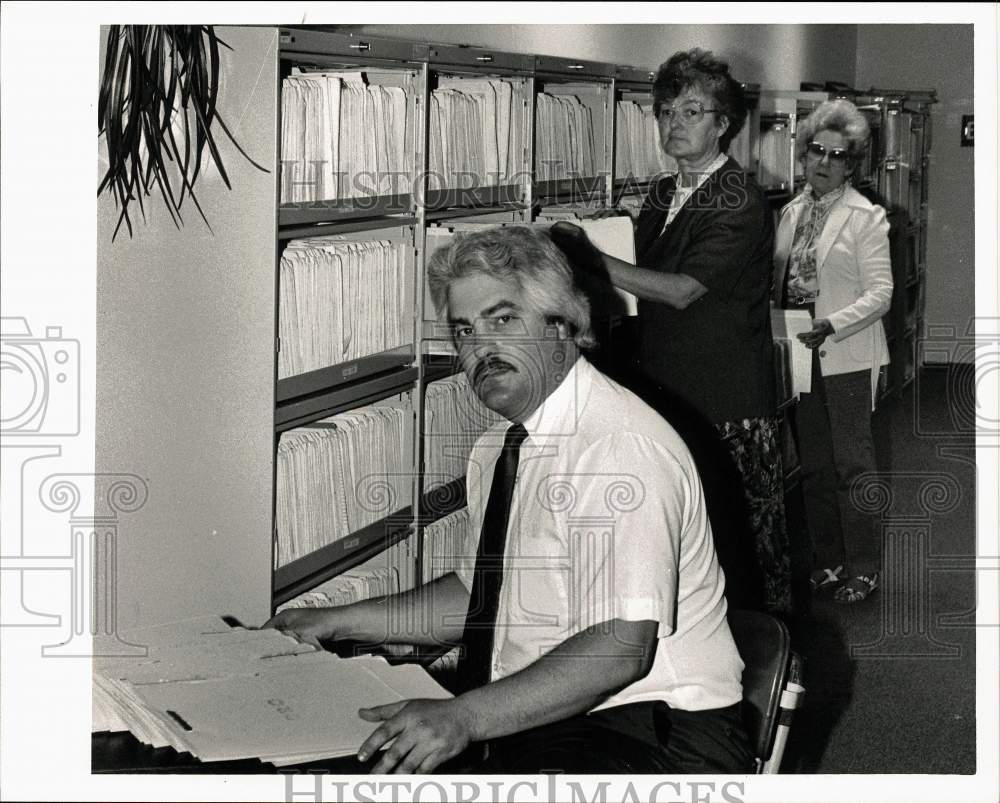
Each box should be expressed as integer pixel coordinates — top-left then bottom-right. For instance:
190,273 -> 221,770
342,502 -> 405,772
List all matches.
98,25 -> 269,240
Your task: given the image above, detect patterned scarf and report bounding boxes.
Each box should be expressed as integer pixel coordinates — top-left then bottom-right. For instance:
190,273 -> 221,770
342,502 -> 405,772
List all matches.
785,183 -> 848,303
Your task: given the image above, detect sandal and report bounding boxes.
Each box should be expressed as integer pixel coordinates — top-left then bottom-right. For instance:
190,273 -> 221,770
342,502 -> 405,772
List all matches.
809,566 -> 844,593
834,573 -> 879,604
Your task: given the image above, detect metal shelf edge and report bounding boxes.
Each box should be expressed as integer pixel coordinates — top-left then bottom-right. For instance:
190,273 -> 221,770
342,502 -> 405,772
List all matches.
272,511 -> 413,606
277,347 -> 416,404
275,366 -> 420,431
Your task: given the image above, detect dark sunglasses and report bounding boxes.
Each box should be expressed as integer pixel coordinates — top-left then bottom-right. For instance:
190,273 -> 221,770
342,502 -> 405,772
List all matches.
806,142 -> 850,163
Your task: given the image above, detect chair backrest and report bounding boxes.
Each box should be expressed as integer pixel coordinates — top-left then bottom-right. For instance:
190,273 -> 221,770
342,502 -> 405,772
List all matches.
727,609 -> 792,769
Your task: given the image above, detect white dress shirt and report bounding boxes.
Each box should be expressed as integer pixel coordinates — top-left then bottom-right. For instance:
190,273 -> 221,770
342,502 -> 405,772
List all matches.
458,357 -> 744,712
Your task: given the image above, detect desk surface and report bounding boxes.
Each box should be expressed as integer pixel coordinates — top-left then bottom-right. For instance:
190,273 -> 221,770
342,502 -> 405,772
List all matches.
92,731 -> 371,774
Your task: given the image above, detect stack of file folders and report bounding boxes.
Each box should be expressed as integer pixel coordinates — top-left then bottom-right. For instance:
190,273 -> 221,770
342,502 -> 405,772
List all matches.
758,121 -> 791,188
429,78 -> 523,191
276,567 -> 401,612
421,507 -> 472,585
424,374 -> 503,491
535,91 -> 596,181
93,615 -> 450,765
421,507 -> 472,672
276,403 -> 412,567
278,237 -> 409,379
281,70 -> 415,203
616,194 -> 646,218
615,99 -> 676,181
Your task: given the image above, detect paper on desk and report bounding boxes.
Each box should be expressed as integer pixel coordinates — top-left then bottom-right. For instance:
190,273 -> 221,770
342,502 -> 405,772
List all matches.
577,217 -> 638,316
771,309 -> 814,395
92,622 -> 314,733
130,655 -> 452,763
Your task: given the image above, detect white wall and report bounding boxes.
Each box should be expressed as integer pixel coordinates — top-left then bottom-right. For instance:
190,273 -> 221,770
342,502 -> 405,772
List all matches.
856,24 -> 974,362
96,27 -> 278,629
355,24 -> 858,89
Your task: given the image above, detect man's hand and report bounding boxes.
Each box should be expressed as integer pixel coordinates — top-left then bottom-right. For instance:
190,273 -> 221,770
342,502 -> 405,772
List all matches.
357,698 -> 474,774
262,607 -> 343,647
797,318 -> 835,349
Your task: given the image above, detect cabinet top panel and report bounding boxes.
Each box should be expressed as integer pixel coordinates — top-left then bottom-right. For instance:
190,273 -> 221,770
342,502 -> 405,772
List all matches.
535,55 -> 615,80
280,28 -> 429,63
426,43 -> 533,72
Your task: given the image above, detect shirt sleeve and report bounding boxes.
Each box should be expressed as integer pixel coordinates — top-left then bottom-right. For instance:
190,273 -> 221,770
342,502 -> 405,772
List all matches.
827,204 -> 894,340
673,173 -> 772,299
553,432 -> 696,639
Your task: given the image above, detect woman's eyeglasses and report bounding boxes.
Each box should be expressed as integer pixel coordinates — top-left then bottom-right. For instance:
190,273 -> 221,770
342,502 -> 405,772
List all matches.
806,142 -> 850,164
657,100 -> 720,126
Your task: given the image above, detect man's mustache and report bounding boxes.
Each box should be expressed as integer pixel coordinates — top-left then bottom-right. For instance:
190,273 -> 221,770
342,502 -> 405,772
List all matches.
473,357 -> 517,385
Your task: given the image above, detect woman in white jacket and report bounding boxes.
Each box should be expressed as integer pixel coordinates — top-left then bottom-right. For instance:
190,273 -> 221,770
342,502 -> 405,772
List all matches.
774,99 -> 893,604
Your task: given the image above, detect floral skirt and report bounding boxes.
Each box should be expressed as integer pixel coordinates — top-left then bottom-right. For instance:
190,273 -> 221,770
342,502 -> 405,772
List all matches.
715,416 -> 793,615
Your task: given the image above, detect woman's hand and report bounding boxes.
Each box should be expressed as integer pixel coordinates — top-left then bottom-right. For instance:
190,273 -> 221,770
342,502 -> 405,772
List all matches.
548,221 -> 606,275
797,318 -> 835,349
263,607 -> 345,647
357,698 -> 475,774
585,208 -> 625,220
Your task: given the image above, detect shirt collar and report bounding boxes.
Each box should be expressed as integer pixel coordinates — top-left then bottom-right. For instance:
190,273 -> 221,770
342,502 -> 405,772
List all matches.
521,355 -> 593,445
675,152 -> 729,192
804,181 -> 847,209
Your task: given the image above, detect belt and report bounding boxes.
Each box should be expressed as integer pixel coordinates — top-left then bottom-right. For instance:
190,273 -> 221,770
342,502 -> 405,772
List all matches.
783,298 -> 816,316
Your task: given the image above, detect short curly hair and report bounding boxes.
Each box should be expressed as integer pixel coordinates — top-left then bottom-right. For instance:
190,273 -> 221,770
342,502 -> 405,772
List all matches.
426,225 -> 596,350
652,48 -> 747,154
796,99 -> 871,165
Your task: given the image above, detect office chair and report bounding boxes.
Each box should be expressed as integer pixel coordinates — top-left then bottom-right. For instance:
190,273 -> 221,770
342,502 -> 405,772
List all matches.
727,609 -> 805,773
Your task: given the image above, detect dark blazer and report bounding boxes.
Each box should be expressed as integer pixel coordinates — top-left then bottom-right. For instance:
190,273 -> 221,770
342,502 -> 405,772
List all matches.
634,157 -> 777,424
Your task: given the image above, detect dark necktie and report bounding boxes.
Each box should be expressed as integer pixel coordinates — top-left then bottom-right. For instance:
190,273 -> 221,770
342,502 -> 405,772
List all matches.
455,423 -> 528,693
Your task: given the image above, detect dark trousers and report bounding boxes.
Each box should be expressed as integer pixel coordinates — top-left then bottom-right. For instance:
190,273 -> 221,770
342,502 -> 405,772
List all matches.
794,352 -> 881,577
474,701 -> 752,774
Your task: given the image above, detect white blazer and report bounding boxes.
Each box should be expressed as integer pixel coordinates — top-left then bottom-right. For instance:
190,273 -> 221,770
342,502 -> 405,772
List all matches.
773,185 -> 893,410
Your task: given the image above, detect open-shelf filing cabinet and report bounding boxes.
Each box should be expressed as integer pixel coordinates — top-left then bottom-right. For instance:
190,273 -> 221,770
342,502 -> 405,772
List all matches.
100,26 -> 886,632
854,88 -> 936,401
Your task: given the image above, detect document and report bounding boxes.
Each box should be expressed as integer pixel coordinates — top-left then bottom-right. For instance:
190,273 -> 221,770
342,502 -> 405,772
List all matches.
771,308 -> 814,395
577,217 -> 639,316
131,656 -> 450,764
95,617 -> 453,765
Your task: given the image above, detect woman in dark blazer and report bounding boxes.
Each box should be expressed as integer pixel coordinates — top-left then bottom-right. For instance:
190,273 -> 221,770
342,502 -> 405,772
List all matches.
553,49 -> 790,616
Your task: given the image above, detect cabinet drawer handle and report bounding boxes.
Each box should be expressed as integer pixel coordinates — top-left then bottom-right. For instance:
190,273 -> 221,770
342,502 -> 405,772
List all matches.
567,64 -> 585,70
476,54 -> 494,63
349,42 -> 371,52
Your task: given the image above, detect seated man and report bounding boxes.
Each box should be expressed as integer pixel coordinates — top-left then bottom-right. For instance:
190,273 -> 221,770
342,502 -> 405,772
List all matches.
266,226 -> 751,774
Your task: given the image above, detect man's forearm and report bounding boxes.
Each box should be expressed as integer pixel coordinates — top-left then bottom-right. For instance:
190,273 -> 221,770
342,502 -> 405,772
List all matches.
335,572 -> 470,647
455,619 -> 657,741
